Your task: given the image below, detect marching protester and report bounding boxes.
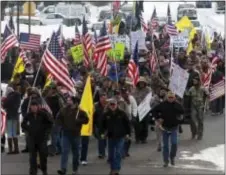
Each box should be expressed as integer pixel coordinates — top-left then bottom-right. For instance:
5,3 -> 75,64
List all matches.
100,98 -> 131,175
56,96 -> 89,175
1,1 -> 225,175
133,77 -> 152,144
187,77 -> 209,140
152,91 -> 184,167
93,92 -> 108,159
3,84 -> 21,154
21,100 -> 53,175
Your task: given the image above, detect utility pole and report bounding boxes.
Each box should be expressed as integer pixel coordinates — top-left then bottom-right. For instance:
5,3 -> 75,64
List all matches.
17,1 -> 20,37
28,1 -> 31,34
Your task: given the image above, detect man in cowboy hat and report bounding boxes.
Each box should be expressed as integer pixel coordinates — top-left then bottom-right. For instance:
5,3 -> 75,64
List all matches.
133,76 -> 152,144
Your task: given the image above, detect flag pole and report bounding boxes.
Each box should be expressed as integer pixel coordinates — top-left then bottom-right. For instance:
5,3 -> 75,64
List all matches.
26,33 -> 53,113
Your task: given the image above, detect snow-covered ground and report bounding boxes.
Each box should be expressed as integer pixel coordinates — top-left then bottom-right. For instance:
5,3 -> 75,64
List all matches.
180,144 -> 225,172
1,2 -> 224,42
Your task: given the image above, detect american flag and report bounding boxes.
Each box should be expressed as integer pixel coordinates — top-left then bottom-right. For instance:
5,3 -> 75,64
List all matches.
19,50 -> 30,65
150,42 -> 157,73
9,15 -> 15,32
1,108 -> 6,135
74,23 -> 81,45
209,79 -> 225,101
202,56 -> 219,88
56,25 -> 68,65
82,16 -> 92,67
1,25 -> 19,63
140,14 -> 148,33
150,7 -> 158,30
167,3 -> 172,24
128,41 -> 139,86
39,98 -> 52,115
92,29 -> 99,65
19,32 -> 41,51
165,23 -> 178,36
96,21 -> 111,76
42,32 -> 75,94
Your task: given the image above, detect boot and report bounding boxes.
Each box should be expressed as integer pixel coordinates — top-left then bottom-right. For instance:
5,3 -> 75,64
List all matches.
12,137 -> 19,154
7,138 -> 13,154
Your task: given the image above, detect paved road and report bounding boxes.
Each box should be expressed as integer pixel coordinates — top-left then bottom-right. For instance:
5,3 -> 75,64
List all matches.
2,113 -> 224,175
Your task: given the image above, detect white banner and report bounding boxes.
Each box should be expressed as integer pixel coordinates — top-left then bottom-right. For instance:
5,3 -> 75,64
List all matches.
169,64 -> 189,98
170,35 -> 188,48
130,30 -> 147,51
138,92 -> 152,122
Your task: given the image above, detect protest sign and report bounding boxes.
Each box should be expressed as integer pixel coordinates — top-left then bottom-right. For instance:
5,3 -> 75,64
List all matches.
170,36 -> 188,48
109,34 -> 130,50
130,30 -> 147,51
114,43 -> 125,60
169,64 -> 189,98
138,92 -> 152,122
70,44 -> 83,63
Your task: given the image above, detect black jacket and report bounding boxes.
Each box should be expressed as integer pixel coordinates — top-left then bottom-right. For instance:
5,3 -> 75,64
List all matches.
93,102 -> 106,129
21,110 -> 53,141
3,91 -> 21,119
100,108 -> 131,139
46,95 -> 61,118
56,106 -> 89,136
152,101 -> 184,130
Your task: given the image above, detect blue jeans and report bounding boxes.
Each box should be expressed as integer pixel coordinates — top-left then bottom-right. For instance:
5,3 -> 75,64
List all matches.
162,128 -> 178,163
98,138 -> 107,156
61,131 -> 80,172
108,138 -> 124,171
51,124 -> 61,153
80,136 -> 89,161
7,119 -> 18,138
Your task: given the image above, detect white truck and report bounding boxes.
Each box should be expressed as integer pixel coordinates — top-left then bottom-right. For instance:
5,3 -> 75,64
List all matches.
39,3 -> 91,25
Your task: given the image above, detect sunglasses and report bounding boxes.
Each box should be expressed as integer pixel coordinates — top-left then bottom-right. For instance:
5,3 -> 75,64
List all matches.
110,103 -> 117,106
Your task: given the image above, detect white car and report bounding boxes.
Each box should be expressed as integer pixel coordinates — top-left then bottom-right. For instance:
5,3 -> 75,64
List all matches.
191,20 -> 202,31
39,13 -> 65,25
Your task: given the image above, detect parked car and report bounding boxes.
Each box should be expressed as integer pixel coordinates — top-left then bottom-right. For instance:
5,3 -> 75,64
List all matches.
39,3 -> 91,25
39,13 -> 64,25
19,16 -> 42,25
177,3 -> 196,11
196,0 -> 212,8
158,16 -> 167,26
190,20 -> 202,32
215,1 -> 225,14
177,8 -> 197,21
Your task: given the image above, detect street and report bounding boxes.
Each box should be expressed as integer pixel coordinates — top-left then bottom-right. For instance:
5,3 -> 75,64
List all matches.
2,113 -> 224,175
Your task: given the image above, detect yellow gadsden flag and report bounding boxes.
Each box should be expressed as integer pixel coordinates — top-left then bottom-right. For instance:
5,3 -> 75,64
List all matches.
11,55 -> 25,82
80,75 -> 94,136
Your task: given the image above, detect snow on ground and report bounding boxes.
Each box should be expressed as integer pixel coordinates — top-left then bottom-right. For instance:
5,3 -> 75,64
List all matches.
1,2 -> 224,42
179,144 -> 224,172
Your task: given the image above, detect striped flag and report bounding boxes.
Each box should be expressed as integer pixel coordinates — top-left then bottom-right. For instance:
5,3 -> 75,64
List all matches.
167,3 -> 172,24
113,0 -> 121,12
140,14 -> 148,32
9,15 -> 15,32
74,23 -> 81,45
19,32 -> 41,51
42,32 -> 75,94
128,41 -> 139,86
56,25 -> 68,65
96,21 -> 112,76
150,43 -> 157,72
165,23 -> 178,36
209,79 -> 225,101
150,7 -> 158,30
19,50 -> 30,65
82,16 -> 92,67
202,56 -> 219,88
1,108 -> 6,135
1,25 -> 19,63
39,98 -> 52,115
92,29 -> 99,65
